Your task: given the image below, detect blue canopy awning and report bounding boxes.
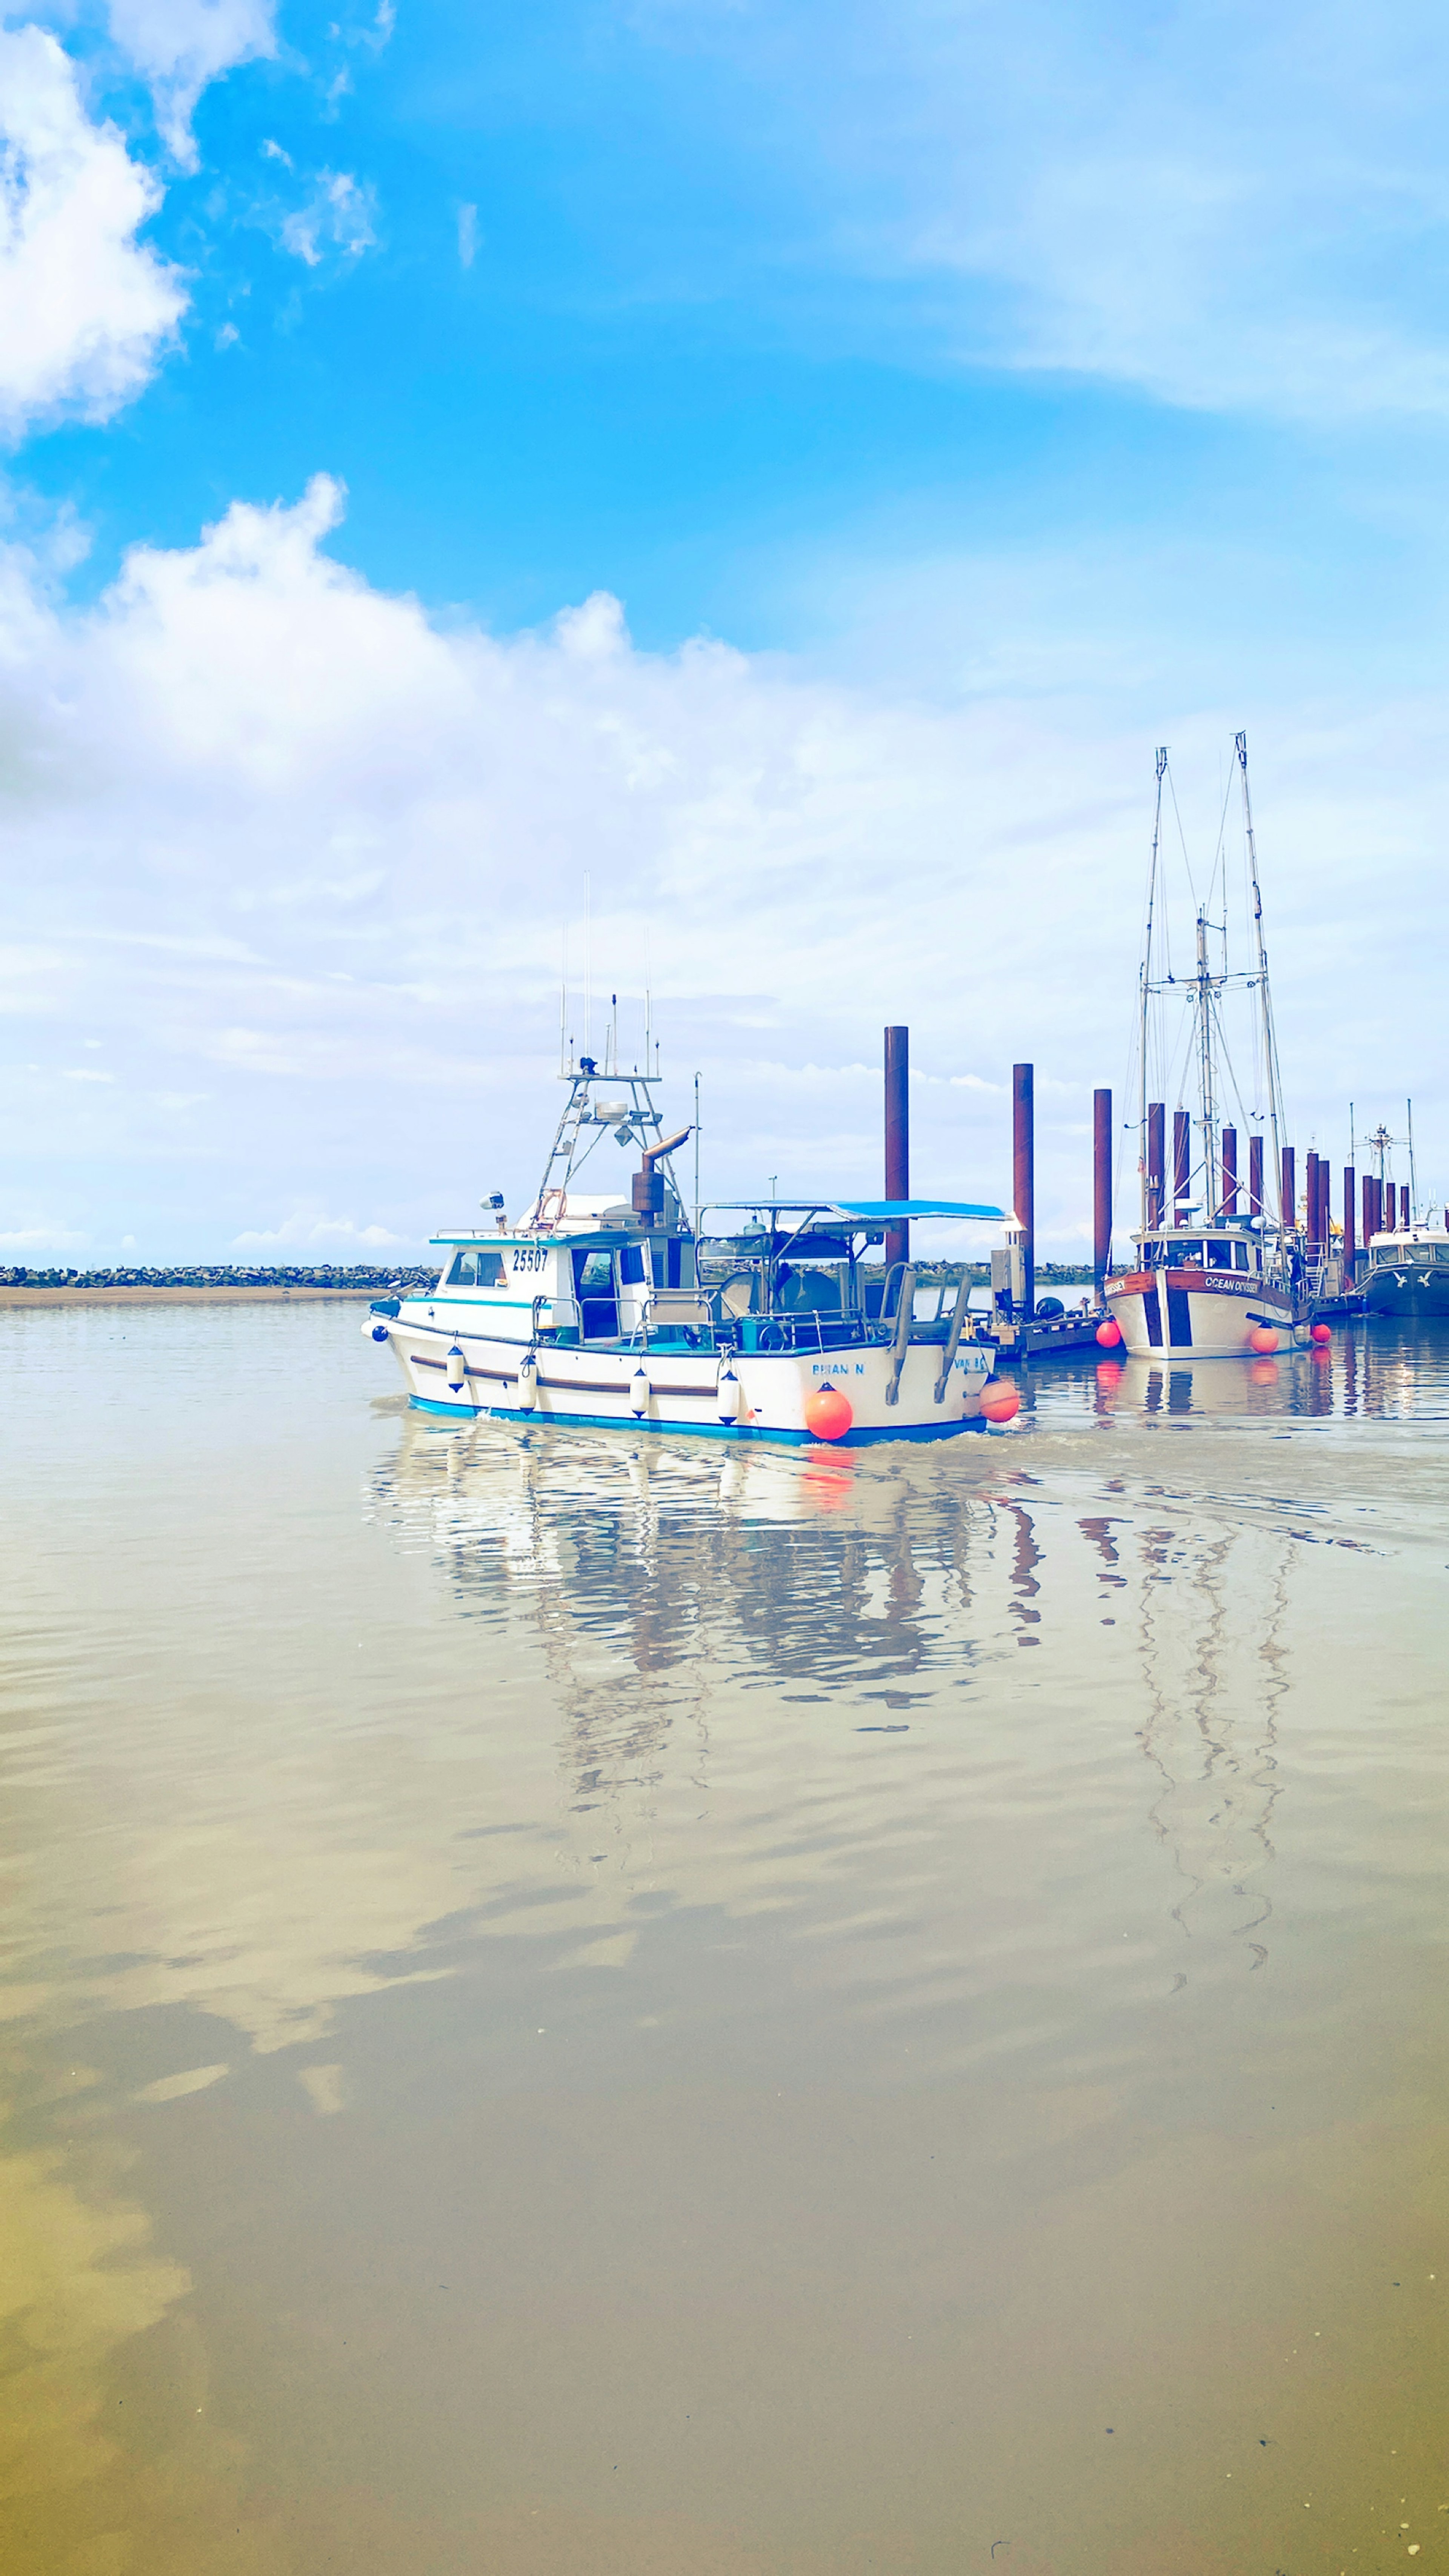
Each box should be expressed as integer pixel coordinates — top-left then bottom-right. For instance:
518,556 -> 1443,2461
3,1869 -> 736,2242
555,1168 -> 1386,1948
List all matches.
829,1199 -> 1006,1223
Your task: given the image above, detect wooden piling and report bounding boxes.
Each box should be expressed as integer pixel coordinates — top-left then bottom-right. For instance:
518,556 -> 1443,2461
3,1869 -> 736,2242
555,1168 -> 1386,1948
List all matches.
1147,1102 -> 1166,1229
1221,1125 -> 1238,1217
1249,1133 -> 1264,1219
1343,1165 -> 1356,1279
1093,1088 -> 1112,1293
884,1025 -> 909,1273
1012,1062 -> 1035,1320
1281,1145 -> 1296,1237
1172,1108 -> 1190,1225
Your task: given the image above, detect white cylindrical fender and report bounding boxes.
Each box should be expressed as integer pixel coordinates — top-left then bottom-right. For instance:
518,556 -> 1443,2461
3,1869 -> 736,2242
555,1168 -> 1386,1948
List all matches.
716,1363 -> 740,1424
446,1344 -> 467,1391
516,1349 -> 538,1412
629,1364 -> 650,1417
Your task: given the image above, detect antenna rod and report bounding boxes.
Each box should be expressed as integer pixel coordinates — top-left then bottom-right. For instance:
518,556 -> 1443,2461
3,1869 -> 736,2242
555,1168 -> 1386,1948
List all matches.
1407,1098 -> 1418,1223
693,1071 -> 701,1239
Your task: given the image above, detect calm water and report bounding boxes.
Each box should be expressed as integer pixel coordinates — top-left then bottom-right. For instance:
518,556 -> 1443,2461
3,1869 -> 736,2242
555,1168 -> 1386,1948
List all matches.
2,1304 -> 1447,2575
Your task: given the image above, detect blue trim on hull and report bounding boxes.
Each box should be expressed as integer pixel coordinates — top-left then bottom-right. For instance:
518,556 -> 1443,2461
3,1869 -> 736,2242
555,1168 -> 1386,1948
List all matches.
405,1394 -> 984,1443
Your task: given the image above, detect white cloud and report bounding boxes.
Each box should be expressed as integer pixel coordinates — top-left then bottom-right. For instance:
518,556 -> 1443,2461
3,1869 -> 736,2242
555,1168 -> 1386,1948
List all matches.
0,1221 -> 89,1250
665,0 -> 1449,422
277,168 -> 377,267
0,25 -> 185,437
231,1213 -> 407,1248
106,0 -> 278,169
0,478 -> 1446,1253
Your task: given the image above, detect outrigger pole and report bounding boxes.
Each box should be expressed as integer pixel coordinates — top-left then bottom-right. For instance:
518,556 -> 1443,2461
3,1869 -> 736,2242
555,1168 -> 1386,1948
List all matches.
1237,731 -> 1287,1239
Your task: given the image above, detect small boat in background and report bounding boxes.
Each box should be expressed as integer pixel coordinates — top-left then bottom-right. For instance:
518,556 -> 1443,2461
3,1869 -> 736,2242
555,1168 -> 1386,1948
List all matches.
1105,736 -> 1309,1360
368,1042 -> 1009,1443
1363,1220 -> 1449,1317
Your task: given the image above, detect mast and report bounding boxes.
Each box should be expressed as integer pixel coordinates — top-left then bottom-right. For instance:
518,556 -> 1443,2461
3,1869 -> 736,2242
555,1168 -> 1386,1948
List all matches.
1237,732 -> 1286,1236
1407,1098 -> 1418,1224
1194,905 -> 1217,1220
1140,747 -> 1167,1230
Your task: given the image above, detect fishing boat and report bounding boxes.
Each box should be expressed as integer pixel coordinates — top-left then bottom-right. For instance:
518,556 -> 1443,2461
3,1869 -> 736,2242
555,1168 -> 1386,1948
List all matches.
366,1049 -> 1007,1443
1104,736 -> 1310,1360
1363,1221 -> 1449,1317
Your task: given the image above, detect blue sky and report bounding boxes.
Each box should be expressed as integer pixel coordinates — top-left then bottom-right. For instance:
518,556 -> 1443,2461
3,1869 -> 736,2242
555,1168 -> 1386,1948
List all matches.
2,0 -> 1447,1256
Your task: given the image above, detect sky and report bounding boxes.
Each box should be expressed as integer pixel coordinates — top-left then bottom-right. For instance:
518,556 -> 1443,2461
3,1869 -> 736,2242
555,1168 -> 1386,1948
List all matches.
2,0 -> 1447,1262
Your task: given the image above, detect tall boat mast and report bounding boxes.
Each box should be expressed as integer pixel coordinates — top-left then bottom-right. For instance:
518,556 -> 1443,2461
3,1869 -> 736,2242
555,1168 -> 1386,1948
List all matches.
1139,746 -> 1167,1231
1193,905 -> 1218,1220
1237,732 -> 1287,1234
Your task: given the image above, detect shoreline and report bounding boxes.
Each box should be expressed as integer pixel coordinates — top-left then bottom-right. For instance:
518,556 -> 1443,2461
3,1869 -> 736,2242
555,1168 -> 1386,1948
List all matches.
0,1286 -> 386,1310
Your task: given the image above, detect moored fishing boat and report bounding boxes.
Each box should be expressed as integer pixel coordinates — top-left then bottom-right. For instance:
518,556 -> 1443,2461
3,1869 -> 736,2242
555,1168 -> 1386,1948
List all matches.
368,1050 -> 1009,1442
1104,737 -> 1309,1361
1363,1221 -> 1449,1317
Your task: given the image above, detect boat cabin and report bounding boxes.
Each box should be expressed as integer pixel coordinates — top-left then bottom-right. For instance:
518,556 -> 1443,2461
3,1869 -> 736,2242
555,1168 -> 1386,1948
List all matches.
1367,1227 -> 1449,1268
429,1208 -> 701,1347
1124,1219 -> 1274,1276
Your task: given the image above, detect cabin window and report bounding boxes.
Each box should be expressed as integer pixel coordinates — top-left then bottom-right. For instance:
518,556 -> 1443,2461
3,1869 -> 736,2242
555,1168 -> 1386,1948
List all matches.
617,1244 -> 646,1287
1233,1240 -> 1249,1271
574,1250 -> 615,1293
445,1248 -> 504,1287
1433,1243 -> 1449,1263
1206,1240 -> 1232,1270
1177,1240 -> 1204,1266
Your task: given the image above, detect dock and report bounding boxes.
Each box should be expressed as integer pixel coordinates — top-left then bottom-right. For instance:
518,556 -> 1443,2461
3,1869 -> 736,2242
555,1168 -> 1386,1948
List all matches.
976,1310 -> 1106,1364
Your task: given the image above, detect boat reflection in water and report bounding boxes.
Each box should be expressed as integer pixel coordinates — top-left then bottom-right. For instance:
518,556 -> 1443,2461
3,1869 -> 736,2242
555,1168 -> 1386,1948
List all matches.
367,1396 -> 1323,1981
7,1300 -> 1446,2576
1089,1350 -> 1337,1419
1038,1320 -> 1447,1427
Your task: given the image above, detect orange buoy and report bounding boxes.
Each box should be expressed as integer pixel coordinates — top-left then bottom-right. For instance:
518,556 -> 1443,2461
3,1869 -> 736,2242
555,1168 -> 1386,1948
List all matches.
1249,1357 -> 1280,1385
1310,1320 -> 1331,1344
1248,1325 -> 1280,1354
980,1379 -> 1021,1424
804,1383 -> 853,1442
1095,1317 -> 1123,1348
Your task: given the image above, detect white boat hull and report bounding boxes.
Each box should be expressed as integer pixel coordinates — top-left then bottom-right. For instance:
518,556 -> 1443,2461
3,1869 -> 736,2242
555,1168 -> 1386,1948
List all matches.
368,1307 -> 994,1443
1105,1267 -> 1304,1360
